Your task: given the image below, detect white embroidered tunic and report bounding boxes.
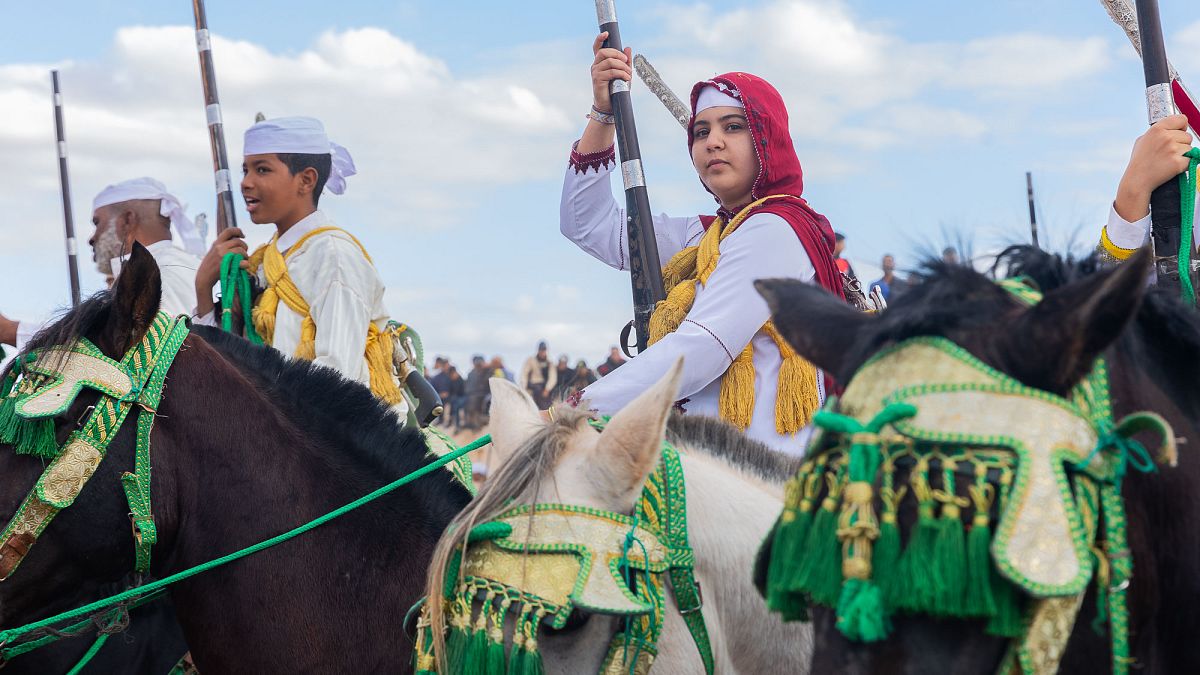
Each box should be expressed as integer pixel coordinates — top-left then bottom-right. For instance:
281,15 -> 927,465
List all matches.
560,146 -> 822,455
198,210 -> 392,389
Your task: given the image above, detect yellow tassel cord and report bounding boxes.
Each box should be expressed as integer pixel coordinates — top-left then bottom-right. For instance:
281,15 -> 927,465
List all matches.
648,196 -> 821,433
247,226 -> 402,405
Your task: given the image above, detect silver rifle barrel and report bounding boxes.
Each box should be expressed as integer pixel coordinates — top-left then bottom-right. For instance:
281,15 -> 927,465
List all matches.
50,70 -> 81,306
594,0 -> 666,355
192,0 -> 238,235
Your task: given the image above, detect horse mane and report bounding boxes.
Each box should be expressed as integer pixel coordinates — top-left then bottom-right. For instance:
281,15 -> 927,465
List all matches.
189,324 -> 440,482
997,245 -> 1200,420
666,413 -> 801,484
18,291 -> 114,360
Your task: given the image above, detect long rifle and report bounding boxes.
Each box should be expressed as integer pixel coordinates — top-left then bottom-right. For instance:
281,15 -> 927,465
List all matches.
594,0 -> 665,355
192,0 -> 237,235
1025,172 -> 1040,249
1132,0 -> 1189,290
50,70 -> 81,306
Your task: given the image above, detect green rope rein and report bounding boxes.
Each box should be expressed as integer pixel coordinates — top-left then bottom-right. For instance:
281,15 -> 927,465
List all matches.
0,434 -> 491,651
219,252 -> 262,344
1178,147 -> 1200,305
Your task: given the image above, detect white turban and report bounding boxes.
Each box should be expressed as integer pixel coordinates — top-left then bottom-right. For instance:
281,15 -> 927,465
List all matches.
92,177 -> 206,256
242,116 -> 357,195
695,85 -> 744,114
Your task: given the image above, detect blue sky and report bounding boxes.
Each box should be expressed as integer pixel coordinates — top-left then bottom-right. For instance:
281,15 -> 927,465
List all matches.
1,0 -> 1198,369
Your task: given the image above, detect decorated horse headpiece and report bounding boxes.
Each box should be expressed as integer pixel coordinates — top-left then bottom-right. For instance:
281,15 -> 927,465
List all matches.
414,436 -> 713,675
0,312 -> 189,581
759,282 -> 1175,675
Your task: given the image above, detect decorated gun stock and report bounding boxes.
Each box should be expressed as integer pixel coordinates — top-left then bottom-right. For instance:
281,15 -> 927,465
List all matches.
50,70 -> 81,307
191,0 -> 238,235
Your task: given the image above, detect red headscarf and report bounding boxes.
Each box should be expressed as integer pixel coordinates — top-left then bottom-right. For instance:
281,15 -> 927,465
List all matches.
689,72 -> 845,300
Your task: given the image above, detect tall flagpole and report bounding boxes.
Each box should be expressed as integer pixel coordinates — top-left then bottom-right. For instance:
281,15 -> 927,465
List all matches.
594,0 -> 665,355
50,70 -> 81,307
192,0 -> 237,235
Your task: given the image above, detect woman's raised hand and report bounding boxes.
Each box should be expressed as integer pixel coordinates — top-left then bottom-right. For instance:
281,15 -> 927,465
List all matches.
591,32 -> 632,113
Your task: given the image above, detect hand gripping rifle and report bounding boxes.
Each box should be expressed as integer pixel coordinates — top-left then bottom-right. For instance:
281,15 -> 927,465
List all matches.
192,0 -> 237,236
50,70 -> 82,307
1103,0 -> 1195,292
594,1 -> 666,356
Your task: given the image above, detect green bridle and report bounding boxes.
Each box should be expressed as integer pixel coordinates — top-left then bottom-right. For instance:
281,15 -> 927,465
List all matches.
416,434 -> 714,675
0,311 -> 190,581
759,286 -> 1175,674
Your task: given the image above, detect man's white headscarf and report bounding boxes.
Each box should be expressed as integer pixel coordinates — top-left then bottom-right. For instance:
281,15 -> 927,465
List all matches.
92,177 -> 205,256
242,116 -> 357,195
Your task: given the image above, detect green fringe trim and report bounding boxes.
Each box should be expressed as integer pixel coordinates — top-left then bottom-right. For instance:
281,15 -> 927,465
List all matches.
932,506 -> 967,617
765,514 -> 810,621
984,567 -> 1026,638
892,463 -> 937,613
799,498 -> 843,606
835,577 -> 890,642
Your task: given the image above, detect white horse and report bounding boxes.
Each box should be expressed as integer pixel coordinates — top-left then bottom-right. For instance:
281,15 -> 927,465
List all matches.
423,360 -> 812,674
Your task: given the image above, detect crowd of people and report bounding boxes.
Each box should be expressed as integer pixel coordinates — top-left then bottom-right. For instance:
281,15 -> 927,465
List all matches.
832,232 -> 963,304
424,343 -> 626,432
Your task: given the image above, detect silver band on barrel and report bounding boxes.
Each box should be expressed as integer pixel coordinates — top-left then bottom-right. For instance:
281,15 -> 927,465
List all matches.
621,159 -> 646,190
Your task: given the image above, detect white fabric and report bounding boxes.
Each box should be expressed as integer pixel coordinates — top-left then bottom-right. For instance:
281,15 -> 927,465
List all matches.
560,159 -> 821,456
92,177 -> 205,256
13,320 -> 38,353
695,86 -> 743,114
1105,190 -> 1200,249
196,211 -> 389,387
145,241 -> 201,318
243,117 -> 357,195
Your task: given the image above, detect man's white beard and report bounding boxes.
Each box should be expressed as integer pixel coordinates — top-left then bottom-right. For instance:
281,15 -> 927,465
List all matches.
94,222 -> 124,277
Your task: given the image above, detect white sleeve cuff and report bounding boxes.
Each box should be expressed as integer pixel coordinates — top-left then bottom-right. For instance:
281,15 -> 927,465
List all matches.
1105,203 -> 1151,250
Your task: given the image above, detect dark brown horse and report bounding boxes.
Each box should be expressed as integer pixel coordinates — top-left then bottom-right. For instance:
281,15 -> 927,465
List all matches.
757,247 -> 1200,674
0,244 -> 473,674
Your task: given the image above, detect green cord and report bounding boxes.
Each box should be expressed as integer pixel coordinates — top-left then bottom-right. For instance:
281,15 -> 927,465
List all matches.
219,253 -> 263,345
0,434 -> 492,650
63,633 -> 109,675
1179,148 -> 1200,305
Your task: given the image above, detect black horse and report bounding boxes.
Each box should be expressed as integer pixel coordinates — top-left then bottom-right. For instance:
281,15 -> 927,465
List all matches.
758,247 -> 1200,674
0,244 -> 473,673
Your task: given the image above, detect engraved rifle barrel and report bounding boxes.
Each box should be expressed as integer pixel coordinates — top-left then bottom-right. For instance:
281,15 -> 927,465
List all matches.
1135,0 -> 1185,286
51,70 -> 81,307
192,0 -> 237,235
595,0 -> 666,354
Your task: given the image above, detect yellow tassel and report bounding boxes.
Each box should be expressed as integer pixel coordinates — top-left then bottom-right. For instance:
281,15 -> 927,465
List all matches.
719,344 -> 756,430
648,281 -> 696,345
365,324 -> 403,404
295,316 -> 317,361
766,322 -> 820,435
252,286 -> 278,345
661,245 -> 700,289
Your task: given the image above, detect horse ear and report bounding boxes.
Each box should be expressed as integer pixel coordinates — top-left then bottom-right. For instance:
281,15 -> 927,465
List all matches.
755,278 -> 873,380
593,358 -> 682,506
99,242 -> 161,358
487,377 -> 543,472
1005,247 -> 1151,394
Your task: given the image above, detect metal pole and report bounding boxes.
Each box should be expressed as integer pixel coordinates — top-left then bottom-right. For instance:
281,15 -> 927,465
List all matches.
50,70 -> 81,306
1025,172 -> 1040,249
192,0 -> 238,235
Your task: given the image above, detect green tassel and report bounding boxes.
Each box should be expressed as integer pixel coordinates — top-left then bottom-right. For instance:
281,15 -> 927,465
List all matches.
799,497 -> 843,606
835,577 -> 891,641
931,505 -> 967,617
984,568 -> 1025,638
486,636 -> 507,674
446,623 -> 470,674
781,470 -> 820,593
766,514 -> 810,620
892,464 -> 938,613
964,480 -> 997,618
12,416 -> 58,458
508,640 -> 526,675
518,645 -> 544,675
463,626 -> 490,674
872,471 -> 904,601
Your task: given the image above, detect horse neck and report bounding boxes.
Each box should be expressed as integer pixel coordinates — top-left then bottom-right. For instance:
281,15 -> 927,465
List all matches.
673,450 -> 811,673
